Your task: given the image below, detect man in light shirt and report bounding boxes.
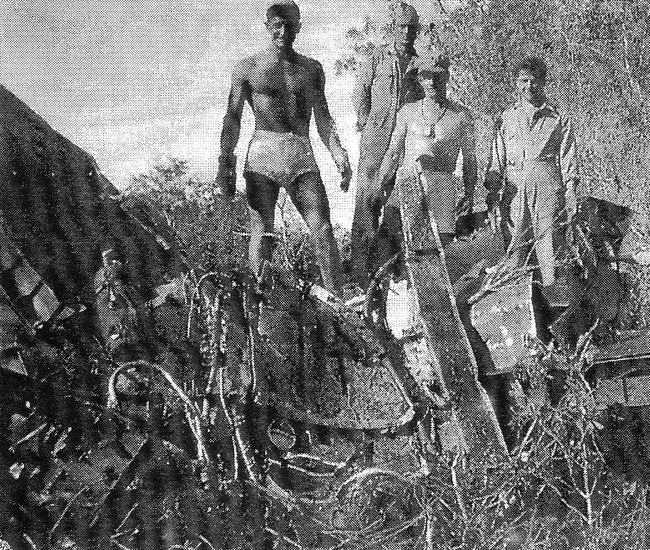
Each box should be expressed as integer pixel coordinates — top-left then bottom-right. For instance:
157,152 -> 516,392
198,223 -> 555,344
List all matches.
350,2 -> 424,287
485,56 -> 579,305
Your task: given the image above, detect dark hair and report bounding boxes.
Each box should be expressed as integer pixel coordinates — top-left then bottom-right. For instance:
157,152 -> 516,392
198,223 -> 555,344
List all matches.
514,57 -> 547,82
266,5 -> 300,25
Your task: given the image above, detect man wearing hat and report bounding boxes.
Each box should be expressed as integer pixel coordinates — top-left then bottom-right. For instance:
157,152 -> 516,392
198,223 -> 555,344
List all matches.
373,49 -> 477,246
350,2 -> 424,287
485,56 -> 578,305
215,0 -> 352,292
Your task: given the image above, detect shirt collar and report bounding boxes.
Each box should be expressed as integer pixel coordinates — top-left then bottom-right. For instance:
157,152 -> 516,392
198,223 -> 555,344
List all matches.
389,44 -> 418,59
516,99 -> 557,118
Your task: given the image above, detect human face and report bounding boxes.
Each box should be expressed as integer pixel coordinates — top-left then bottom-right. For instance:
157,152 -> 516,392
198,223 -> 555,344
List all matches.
394,24 -> 417,52
266,15 -> 300,52
418,72 -> 447,102
516,69 -> 545,107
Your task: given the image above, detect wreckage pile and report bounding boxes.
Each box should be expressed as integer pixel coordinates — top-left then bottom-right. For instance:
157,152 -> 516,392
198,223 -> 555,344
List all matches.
1,84 -> 650,549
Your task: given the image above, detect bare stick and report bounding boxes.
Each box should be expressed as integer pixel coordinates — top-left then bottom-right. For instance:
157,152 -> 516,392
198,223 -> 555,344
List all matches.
48,485 -> 89,545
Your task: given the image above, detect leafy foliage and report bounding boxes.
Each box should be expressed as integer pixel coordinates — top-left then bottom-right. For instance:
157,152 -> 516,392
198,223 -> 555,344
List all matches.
334,17 -> 390,75
336,0 -> 650,317
4,2 -> 650,545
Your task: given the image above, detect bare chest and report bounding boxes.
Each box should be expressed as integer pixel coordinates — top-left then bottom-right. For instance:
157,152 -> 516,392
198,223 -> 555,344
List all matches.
409,107 -> 466,142
249,60 -> 312,99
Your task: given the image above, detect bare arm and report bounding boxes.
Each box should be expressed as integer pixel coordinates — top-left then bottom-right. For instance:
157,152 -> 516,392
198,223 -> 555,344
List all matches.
215,61 -> 249,195
219,61 -> 249,159
312,61 -> 351,191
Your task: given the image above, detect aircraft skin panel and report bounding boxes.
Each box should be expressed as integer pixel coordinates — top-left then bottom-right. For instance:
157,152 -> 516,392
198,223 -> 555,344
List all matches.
397,168 -> 508,463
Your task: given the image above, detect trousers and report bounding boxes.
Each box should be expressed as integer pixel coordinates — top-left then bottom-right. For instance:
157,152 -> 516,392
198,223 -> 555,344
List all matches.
504,161 -> 569,286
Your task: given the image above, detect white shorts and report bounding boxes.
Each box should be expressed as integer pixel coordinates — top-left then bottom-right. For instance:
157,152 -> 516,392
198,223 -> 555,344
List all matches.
244,130 -> 319,187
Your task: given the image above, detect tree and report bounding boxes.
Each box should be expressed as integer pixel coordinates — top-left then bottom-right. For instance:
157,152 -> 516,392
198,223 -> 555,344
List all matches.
336,0 -> 650,233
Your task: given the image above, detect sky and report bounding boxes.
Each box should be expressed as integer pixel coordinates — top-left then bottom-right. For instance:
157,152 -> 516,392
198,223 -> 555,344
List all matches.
1,0 -> 443,226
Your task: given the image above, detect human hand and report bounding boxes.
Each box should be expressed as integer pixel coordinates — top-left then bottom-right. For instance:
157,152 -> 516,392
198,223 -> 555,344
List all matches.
335,153 -> 352,192
456,192 -> 474,217
214,154 -> 237,198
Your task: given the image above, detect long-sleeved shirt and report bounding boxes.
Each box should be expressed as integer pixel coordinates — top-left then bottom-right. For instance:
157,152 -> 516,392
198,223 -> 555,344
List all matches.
487,100 -> 577,182
352,45 -> 424,186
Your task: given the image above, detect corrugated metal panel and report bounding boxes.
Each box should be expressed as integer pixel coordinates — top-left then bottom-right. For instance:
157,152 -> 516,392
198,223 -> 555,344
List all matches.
0,85 -> 182,306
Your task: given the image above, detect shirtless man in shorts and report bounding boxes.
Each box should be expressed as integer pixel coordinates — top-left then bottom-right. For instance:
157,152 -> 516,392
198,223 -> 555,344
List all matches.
215,0 -> 352,292
374,50 -> 476,246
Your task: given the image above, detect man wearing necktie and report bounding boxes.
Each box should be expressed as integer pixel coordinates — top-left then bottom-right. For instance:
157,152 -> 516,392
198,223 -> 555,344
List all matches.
485,57 -> 579,306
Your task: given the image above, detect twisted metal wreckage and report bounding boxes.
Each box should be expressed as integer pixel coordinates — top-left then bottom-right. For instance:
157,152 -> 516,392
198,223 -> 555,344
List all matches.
1,84 -> 648,544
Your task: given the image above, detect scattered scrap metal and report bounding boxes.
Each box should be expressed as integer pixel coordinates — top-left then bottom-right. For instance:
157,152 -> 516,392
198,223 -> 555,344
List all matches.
1,84 -> 648,546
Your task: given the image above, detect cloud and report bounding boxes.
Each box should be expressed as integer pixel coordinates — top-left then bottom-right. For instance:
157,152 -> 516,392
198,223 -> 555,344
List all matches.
6,0 -> 425,227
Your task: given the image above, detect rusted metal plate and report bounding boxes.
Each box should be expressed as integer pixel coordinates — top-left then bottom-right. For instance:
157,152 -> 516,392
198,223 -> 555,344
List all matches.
397,170 -> 507,462
595,374 -> 650,409
471,275 -> 536,374
252,282 -> 415,430
593,329 -> 650,365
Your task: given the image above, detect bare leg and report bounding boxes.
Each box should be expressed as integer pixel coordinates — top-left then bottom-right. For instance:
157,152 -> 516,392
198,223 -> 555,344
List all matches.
286,172 -> 341,292
245,173 -> 280,279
